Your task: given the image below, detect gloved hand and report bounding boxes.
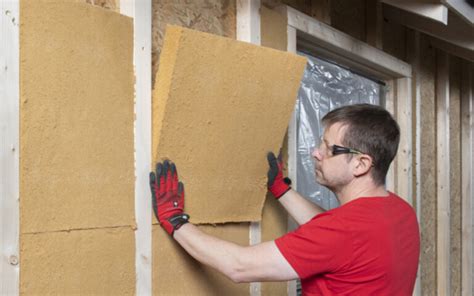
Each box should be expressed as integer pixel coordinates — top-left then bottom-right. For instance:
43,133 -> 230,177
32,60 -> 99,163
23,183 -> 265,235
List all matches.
149,160 -> 189,236
267,152 -> 292,199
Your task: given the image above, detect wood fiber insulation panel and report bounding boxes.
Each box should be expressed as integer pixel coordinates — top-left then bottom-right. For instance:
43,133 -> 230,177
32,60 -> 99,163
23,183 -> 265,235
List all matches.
20,0 -> 134,233
152,224 -> 250,295
152,25 -> 306,224
260,7 -> 292,295
20,228 -> 135,295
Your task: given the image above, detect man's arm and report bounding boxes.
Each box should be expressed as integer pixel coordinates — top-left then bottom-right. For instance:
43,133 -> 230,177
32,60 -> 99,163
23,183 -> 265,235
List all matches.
174,223 -> 298,283
150,160 -> 298,283
267,152 -> 325,225
278,189 -> 325,225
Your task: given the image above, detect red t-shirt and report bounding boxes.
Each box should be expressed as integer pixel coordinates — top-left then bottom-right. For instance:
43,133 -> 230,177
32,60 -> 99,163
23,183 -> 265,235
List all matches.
275,192 -> 420,296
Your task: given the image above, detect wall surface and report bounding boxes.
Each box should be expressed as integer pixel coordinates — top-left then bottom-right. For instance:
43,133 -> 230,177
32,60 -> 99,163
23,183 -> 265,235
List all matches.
151,25 -> 305,294
20,0 -> 135,294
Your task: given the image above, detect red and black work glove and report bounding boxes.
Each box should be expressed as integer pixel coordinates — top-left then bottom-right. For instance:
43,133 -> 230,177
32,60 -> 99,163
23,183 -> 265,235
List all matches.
149,160 -> 189,236
267,152 -> 292,199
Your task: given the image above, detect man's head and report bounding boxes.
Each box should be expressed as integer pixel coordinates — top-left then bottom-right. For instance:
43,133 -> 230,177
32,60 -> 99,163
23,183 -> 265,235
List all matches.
313,104 -> 400,189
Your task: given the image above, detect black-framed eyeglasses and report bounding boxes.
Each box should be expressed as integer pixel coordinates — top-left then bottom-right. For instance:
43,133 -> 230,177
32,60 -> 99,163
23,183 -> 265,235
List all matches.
331,144 -> 364,156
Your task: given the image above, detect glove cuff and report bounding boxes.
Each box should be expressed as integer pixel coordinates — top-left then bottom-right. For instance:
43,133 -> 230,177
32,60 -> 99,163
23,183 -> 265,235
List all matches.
269,177 -> 292,199
271,185 -> 291,199
161,213 -> 190,236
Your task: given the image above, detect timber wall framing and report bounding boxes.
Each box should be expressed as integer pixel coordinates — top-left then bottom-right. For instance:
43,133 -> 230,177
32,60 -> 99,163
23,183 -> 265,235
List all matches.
1,0 -> 473,295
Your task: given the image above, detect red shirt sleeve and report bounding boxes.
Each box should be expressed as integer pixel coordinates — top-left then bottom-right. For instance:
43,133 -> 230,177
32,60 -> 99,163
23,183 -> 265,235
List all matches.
275,212 -> 351,279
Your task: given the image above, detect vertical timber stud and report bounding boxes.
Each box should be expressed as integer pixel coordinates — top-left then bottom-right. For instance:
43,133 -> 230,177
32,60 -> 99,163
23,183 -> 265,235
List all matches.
395,81 -> 413,204
0,0 -> 20,295
461,63 -> 473,296
286,23 -> 298,296
436,49 -> 450,296
384,79 -> 396,193
120,1 -> 153,295
237,1 -> 261,295
407,29 -> 422,296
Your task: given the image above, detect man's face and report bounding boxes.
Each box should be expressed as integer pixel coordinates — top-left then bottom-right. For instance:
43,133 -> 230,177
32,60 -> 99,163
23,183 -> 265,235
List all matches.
311,122 -> 354,192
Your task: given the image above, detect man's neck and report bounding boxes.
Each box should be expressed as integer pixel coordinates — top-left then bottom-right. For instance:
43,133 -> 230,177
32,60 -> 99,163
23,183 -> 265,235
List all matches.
335,180 -> 389,205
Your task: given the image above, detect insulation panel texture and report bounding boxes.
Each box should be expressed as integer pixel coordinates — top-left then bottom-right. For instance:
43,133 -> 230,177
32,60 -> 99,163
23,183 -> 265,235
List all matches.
152,224 -> 250,295
20,0 -> 135,294
152,25 -> 306,224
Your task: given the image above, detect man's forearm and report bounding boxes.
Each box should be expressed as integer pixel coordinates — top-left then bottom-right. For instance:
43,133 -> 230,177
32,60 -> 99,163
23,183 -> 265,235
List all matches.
278,189 -> 325,225
173,223 -> 298,283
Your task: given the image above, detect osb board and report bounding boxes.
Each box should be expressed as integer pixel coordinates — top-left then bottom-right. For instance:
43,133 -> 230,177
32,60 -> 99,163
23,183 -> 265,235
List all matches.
419,34 -> 437,296
260,8 -> 291,294
449,56 -> 462,296
20,0 -> 134,233
83,0 -> 118,11
152,0 -> 236,85
152,224 -> 250,295
152,26 -> 306,224
20,227 -> 135,295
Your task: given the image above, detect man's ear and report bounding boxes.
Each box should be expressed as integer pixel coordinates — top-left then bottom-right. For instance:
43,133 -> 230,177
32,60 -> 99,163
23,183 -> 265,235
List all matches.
353,155 -> 373,177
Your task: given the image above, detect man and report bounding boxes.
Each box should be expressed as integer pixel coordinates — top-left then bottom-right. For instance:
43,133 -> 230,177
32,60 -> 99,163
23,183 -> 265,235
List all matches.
149,104 -> 420,295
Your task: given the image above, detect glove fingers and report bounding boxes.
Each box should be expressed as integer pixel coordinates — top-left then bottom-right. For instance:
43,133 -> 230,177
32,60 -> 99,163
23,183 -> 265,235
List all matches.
171,162 -> 178,191
178,181 -> 185,208
157,162 -> 165,195
163,160 -> 171,191
149,171 -> 159,220
267,152 -> 278,186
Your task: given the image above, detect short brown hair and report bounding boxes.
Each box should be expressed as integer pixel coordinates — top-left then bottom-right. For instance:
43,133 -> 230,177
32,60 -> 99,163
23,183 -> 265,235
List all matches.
322,104 -> 400,186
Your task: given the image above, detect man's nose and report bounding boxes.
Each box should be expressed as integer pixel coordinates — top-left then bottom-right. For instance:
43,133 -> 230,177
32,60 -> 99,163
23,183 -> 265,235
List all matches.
312,147 -> 322,160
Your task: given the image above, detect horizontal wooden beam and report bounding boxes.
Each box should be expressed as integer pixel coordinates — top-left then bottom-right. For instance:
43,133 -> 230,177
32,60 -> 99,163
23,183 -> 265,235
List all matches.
442,0 -> 474,26
383,4 -> 473,52
381,0 -> 448,25
278,5 -> 412,79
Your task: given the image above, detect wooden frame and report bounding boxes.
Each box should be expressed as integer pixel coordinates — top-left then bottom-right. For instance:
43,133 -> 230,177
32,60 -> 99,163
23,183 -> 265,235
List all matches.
236,1 -> 262,295
0,0 -> 20,295
120,1 -> 152,295
461,64 -> 473,296
407,29 -> 422,296
436,49 -> 451,296
275,5 -> 413,295
279,5 -> 413,204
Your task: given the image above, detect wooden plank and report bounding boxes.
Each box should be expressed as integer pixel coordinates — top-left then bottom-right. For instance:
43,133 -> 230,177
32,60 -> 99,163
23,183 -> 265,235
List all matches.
237,0 -> 261,44
395,77 -> 413,205
286,24 -> 298,296
365,0 -> 383,49
436,49 -> 451,296
0,0 -> 20,295
236,2 -> 261,295
384,80 -> 396,192
442,0 -> 474,26
310,0 -> 330,25
407,29 -> 422,296
278,5 -> 411,79
430,37 -> 474,63
120,1 -> 152,295
381,0 -> 448,25
461,63 -> 473,296
383,5 -> 473,52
